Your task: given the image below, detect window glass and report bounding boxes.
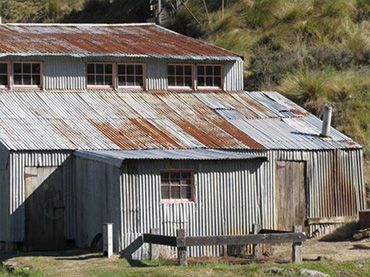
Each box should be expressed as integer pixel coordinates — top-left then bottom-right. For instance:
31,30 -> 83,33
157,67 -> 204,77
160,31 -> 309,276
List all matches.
168,64 -> 193,87
160,171 -> 193,201
13,62 -> 41,86
86,63 -> 113,87
117,64 -> 144,87
197,65 -> 222,88
0,63 -> 8,86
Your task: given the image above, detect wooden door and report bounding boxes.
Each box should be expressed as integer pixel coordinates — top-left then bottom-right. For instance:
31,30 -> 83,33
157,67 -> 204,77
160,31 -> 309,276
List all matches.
275,161 -> 306,231
25,167 -> 65,251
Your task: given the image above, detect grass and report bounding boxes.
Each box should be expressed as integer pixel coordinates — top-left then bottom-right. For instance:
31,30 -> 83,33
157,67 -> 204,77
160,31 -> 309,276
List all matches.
0,253 -> 370,277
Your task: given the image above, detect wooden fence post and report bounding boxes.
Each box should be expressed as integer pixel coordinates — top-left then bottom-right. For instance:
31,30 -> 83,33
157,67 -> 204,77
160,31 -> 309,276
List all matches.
177,229 -> 187,266
149,228 -> 160,260
292,225 -> 302,263
252,224 -> 262,259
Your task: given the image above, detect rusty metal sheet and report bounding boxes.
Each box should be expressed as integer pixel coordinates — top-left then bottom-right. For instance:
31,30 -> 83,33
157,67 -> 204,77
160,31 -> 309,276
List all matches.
0,24 -> 240,60
0,89 -> 361,151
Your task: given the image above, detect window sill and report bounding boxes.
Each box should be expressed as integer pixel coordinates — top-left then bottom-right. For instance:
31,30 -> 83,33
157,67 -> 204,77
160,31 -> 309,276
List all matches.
12,85 -> 41,89
197,86 -> 222,90
87,85 -> 114,89
168,86 -> 193,90
161,199 -> 195,204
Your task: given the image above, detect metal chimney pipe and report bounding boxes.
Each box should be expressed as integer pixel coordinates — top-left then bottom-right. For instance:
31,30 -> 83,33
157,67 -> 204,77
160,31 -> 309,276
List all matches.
321,105 -> 332,137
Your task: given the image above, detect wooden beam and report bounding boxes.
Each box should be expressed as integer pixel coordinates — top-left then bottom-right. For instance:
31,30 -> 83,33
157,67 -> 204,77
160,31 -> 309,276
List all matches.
253,224 -> 262,259
307,216 -> 357,225
177,229 -> 187,266
292,225 -> 302,263
143,234 -> 177,246
184,233 -> 305,247
149,228 -> 160,260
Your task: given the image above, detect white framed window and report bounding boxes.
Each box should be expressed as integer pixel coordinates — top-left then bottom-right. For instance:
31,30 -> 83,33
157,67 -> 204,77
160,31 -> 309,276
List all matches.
0,63 -> 8,87
197,64 -> 222,89
117,63 -> 145,88
13,62 -> 42,87
168,64 -> 193,88
160,170 -> 194,203
87,63 -> 113,87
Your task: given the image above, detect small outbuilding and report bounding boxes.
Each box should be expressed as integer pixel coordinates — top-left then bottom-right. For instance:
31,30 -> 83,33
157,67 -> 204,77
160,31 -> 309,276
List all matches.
0,23 -> 365,257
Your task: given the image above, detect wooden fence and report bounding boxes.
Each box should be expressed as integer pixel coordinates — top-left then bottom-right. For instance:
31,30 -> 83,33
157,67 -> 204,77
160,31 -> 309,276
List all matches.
143,224 -> 306,266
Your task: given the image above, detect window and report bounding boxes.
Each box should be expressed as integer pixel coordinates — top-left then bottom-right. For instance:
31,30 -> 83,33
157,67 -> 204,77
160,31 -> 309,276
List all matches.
0,63 -> 8,87
13,62 -> 41,86
197,65 -> 222,88
161,170 -> 194,201
117,64 -> 144,87
87,63 -> 113,86
168,64 -> 193,88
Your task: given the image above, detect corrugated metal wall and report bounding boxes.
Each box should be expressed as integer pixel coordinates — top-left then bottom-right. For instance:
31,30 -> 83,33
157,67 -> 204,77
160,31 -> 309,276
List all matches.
40,57 -> 243,91
44,57 -> 86,90
5,151 -> 75,242
224,59 -> 244,91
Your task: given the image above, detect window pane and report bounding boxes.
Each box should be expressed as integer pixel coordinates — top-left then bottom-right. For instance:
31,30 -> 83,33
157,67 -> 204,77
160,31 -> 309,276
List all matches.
0,75 -> 7,86
23,74 -> 31,85
0,63 -> 7,74
127,76 -> 134,86
168,65 -> 175,75
181,186 -> 191,199
23,63 -> 31,74
206,66 -> 213,75
96,75 -> 104,85
32,63 -> 40,74
14,63 -> 22,74
214,77 -> 221,87
181,172 -> 191,180
168,76 -> 175,86
185,66 -> 192,75
87,64 -> 95,74
118,64 -> 126,74
96,64 -> 104,74
105,64 -> 112,74
105,75 -> 112,86
161,172 -> 170,183
176,76 -> 183,86
127,65 -> 134,75
161,186 -> 170,199
171,186 -> 181,199
118,76 -> 126,86
214,66 -> 221,76
176,65 -> 183,75
87,75 -> 95,85
198,77 -> 205,86
197,66 -> 204,75
135,76 -> 143,86
185,77 -> 192,87
14,75 -> 22,85
32,75 -> 40,86
135,65 -> 143,75
206,77 -> 213,86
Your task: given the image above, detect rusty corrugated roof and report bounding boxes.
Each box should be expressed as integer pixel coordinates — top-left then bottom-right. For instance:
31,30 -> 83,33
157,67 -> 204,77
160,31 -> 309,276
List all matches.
0,89 -> 360,151
0,23 -> 241,60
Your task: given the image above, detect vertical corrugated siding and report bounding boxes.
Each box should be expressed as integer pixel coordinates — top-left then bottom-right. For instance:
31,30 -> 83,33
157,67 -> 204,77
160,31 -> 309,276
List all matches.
44,57 -> 86,90
147,60 -> 168,91
7,151 -> 75,242
224,59 -> 244,91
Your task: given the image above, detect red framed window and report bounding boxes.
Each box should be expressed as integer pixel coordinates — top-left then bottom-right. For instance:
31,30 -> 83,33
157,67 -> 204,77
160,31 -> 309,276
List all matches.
13,62 -> 41,87
117,63 -> 144,87
0,63 -> 8,87
197,65 -> 222,88
168,64 -> 193,88
87,63 -> 113,87
160,170 -> 194,202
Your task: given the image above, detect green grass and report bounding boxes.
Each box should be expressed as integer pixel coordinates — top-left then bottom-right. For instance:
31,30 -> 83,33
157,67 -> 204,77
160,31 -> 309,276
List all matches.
1,254 -> 370,277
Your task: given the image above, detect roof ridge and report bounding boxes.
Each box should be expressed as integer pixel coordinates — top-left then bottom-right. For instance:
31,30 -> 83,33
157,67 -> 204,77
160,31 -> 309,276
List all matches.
3,23 -> 156,27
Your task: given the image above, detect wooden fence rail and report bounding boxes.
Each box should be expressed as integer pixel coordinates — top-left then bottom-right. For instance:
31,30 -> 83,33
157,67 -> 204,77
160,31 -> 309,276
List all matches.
143,224 -> 306,266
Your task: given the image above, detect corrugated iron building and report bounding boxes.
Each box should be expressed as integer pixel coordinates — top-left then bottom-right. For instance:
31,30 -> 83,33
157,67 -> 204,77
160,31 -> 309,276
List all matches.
0,23 -> 365,257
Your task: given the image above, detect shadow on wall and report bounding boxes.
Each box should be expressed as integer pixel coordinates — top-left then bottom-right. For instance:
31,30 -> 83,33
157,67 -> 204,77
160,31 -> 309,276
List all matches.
9,157 -> 73,252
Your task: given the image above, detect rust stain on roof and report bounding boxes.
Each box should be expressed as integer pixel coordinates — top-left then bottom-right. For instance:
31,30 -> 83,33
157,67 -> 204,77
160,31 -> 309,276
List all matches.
0,24 -> 240,58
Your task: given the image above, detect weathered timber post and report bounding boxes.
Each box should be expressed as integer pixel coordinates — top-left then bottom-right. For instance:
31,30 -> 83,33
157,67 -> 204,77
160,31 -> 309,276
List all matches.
252,224 -> 262,259
292,225 -> 302,263
103,223 -> 113,258
177,229 -> 187,266
149,228 -> 160,260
